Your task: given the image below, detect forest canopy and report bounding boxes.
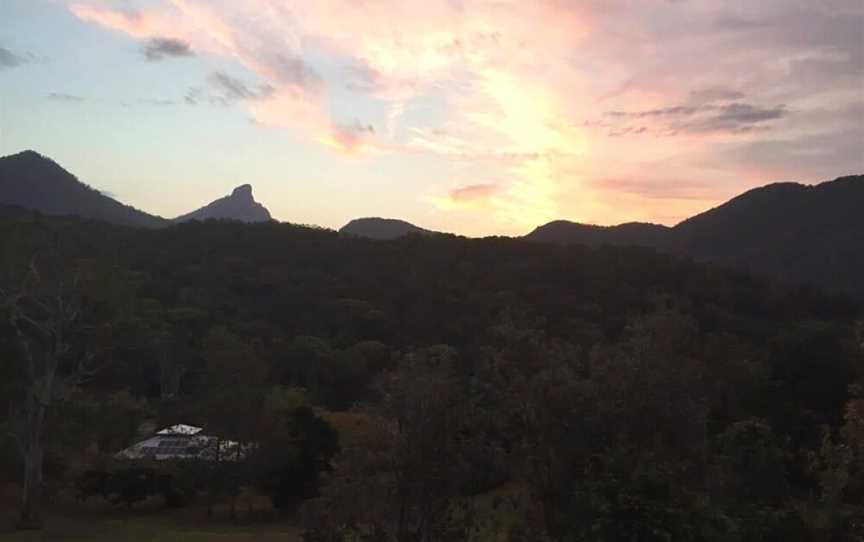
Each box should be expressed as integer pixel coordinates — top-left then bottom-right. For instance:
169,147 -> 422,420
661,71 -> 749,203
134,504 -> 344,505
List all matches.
1,211 -> 862,540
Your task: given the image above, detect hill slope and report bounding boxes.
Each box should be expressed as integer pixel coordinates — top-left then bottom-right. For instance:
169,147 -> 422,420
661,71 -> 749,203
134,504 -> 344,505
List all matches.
3,150 -> 860,297
673,176 -> 864,295
0,151 -> 273,226
526,175 -> 864,297
172,184 -> 272,223
340,217 -> 435,240
0,150 -> 166,227
526,221 -> 672,249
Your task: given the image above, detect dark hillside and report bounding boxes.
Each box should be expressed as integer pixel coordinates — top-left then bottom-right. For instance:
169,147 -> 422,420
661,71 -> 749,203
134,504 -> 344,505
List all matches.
0,151 -> 166,228
339,217 -> 435,240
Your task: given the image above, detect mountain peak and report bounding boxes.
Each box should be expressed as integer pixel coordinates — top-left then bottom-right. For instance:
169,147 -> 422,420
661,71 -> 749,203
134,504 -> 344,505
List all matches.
173,184 -> 271,223
525,220 -> 671,248
231,184 -> 253,199
10,149 -> 44,160
340,217 -> 434,240
0,150 -> 166,227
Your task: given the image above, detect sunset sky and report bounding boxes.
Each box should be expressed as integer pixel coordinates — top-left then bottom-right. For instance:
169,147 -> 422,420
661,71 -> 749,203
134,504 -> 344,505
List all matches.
1,0 -> 862,235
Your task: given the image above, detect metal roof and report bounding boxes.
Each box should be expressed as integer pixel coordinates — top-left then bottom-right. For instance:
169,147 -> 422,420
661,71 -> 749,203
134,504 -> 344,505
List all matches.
156,424 -> 203,436
114,423 -> 255,462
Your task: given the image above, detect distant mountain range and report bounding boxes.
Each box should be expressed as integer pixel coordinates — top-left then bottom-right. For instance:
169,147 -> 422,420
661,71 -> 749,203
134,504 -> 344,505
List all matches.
0,150 -> 272,225
525,176 -> 864,297
339,217 -> 434,240
1,149 -> 861,298
526,221 -> 673,249
340,175 -> 864,298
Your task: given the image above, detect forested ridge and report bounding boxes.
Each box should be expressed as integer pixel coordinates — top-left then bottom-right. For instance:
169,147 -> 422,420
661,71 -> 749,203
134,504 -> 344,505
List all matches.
1,210 -> 862,540
3,152 -> 862,301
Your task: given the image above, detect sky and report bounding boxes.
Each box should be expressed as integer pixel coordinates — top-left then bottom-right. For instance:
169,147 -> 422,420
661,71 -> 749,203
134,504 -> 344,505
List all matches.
1,0 -> 862,236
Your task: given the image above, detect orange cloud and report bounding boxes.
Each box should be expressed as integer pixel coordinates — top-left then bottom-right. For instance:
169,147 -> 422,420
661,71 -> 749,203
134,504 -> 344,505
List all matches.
449,183 -> 500,202
69,4 -> 180,40
63,0 -> 660,227
66,0 -> 856,234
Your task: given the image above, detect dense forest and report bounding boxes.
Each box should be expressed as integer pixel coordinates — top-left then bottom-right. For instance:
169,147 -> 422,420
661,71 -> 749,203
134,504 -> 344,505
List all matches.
1,210 -> 862,540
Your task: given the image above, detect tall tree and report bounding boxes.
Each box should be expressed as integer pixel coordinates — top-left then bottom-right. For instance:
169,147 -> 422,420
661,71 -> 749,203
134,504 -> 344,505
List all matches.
200,327 -> 268,518
1,250 -> 115,529
305,346 -> 471,542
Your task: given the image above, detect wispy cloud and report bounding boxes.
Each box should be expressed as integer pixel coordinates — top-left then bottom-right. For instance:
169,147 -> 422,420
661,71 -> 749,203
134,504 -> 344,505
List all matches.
47,92 -> 86,102
183,87 -> 204,106
606,102 -> 787,135
207,71 -> 272,103
138,98 -> 177,106
184,72 -> 274,106
64,0 -> 864,232
690,103 -> 787,133
68,5 -> 177,41
688,87 -> 746,104
449,184 -> 500,203
260,53 -> 323,95
590,177 -> 728,201
143,37 -> 194,61
0,46 -> 30,70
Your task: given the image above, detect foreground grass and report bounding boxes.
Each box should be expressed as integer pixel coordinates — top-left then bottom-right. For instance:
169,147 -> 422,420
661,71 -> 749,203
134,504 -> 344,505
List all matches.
3,515 -> 302,541
1,502 -> 303,542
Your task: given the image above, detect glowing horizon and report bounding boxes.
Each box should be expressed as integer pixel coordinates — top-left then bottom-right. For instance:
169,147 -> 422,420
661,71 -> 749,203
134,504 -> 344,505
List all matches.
1,0 -> 861,235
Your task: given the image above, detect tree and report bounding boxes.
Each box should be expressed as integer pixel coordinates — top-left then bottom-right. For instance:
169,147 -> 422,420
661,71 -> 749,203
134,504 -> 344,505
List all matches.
305,346 -> 473,542
806,388 -> 864,539
1,251 -> 116,529
257,404 -> 339,511
199,327 -> 268,519
201,327 -> 268,447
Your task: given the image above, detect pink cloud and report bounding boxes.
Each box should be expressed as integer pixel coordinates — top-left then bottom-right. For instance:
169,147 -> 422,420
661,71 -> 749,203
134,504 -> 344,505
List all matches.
69,4 -> 181,41
65,0 -> 863,233
590,178 -> 731,201
449,183 -> 500,202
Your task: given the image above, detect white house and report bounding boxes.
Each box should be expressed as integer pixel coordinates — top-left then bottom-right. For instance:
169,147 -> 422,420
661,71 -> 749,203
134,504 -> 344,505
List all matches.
115,424 -> 250,461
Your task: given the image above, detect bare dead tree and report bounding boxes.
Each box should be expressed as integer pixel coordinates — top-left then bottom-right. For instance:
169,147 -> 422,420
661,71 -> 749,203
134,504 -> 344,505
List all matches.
1,251 -> 110,529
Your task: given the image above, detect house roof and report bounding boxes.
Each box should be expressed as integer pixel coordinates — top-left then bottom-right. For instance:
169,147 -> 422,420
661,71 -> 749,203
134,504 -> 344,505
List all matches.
115,423 -> 251,462
156,424 -> 203,436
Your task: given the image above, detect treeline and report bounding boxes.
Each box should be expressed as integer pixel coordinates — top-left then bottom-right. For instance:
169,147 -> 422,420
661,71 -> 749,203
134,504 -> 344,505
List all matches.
0,211 -> 862,539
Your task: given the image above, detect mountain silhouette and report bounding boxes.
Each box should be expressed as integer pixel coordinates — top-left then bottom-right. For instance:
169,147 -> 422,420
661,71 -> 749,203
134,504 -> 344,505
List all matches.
173,184 -> 271,223
2,150 -> 861,297
0,150 -> 166,227
672,176 -> 864,295
525,175 -> 864,297
526,221 -> 672,249
340,217 -> 434,240
0,150 -> 272,226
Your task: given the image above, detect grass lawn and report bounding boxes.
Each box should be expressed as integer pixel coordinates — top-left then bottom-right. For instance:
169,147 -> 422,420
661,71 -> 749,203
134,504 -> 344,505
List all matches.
0,499 -> 303,541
